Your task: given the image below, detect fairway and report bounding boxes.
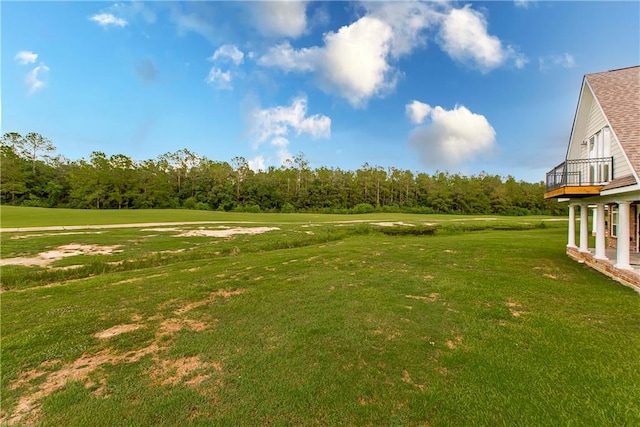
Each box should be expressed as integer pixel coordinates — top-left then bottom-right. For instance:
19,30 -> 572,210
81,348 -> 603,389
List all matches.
1,208 -> 639,425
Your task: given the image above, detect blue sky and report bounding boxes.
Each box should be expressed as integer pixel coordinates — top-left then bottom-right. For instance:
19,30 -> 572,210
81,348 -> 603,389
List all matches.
3,1 -> 639,182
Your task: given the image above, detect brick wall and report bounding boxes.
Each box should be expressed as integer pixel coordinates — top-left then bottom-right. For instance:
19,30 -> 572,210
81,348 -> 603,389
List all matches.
567,246 -> 640,292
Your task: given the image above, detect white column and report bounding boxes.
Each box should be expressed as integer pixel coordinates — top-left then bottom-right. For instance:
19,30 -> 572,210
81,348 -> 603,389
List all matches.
567,204 -> 577,248
615,201 -> 632,270
579,204 -> 589,253
592,207 -> 597,236
594,203 -> 607,260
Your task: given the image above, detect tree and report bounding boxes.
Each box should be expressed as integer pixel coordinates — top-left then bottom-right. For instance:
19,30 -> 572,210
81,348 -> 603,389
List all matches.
20,132 -> 56,174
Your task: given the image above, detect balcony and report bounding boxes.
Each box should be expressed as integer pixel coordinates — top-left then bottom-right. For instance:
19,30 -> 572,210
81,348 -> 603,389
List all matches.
544,157 -> 613,199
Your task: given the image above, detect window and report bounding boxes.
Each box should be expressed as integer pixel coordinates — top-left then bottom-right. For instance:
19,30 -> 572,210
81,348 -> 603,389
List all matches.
611,206 -> 618,237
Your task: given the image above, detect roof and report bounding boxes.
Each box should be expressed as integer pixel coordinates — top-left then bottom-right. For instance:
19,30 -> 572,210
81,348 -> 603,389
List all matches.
585,66 -> 640,177
600,175 -> 637,192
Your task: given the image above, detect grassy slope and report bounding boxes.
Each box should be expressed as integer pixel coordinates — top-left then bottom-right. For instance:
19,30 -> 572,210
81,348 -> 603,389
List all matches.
1,221 -> 639,425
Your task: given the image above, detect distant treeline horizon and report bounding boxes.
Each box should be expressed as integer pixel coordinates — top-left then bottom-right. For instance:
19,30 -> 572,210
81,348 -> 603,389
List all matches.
1,132 -> 564,215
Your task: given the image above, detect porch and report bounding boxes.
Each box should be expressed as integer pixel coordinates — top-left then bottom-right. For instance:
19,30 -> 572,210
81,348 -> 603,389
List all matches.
567,246 -> 640,292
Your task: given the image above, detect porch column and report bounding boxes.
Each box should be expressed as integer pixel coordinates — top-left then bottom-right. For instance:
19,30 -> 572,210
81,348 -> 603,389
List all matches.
615,201 -> 632,270
567,204 -> 577,248
592,207 -> 597,236
594,203 -> 607,260
579,203 -> 589,253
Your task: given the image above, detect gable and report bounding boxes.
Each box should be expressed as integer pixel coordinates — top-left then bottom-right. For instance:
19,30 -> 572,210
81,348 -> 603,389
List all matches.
566,70 -> 637,187
586,66 -> 640,179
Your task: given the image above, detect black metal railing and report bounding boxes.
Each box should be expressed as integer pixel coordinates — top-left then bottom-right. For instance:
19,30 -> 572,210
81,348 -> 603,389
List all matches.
545,157 -> 613,191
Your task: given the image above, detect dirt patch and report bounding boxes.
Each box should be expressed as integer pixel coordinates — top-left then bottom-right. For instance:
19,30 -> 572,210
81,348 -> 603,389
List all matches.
94,324 -> 142,339
173,289 -> 244,315
148,356 -> 222,386
371,222 -> 415,227
159,318 -> 211,335
405,293 -> 439,302
401,370 -> 425,391
0,244 -> 121,268
5,286 -> 245,425
175,227 -> 279,238
113,278 -> 142,285
505,301 -> 526,317
446,335 -> 463,350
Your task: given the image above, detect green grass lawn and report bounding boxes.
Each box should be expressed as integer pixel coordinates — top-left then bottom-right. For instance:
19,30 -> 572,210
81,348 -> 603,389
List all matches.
1,208 -> 638,425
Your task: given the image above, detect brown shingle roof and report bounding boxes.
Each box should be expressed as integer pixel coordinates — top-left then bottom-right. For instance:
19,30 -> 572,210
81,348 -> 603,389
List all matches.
600,174 -> 637,191
585,66 -> 640,177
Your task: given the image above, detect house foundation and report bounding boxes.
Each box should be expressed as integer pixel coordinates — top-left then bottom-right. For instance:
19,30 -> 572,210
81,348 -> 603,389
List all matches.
567,246 -> 640,292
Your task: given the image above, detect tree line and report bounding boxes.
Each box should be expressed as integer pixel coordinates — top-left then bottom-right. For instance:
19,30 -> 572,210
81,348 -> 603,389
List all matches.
1,132 -> 564,215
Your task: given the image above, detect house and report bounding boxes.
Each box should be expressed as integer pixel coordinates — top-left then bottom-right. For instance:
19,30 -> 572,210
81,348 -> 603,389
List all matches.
544,65 -> 640,291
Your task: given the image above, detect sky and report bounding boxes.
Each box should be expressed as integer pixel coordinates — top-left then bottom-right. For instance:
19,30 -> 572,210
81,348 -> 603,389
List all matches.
2,1 -> 639,183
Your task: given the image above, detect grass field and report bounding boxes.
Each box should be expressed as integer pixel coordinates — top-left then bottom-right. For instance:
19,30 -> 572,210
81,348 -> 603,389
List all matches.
1,207 -> 638,425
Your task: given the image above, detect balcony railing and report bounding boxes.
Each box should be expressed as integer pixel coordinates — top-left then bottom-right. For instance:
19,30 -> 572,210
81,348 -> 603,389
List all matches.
545,157 -> 613,192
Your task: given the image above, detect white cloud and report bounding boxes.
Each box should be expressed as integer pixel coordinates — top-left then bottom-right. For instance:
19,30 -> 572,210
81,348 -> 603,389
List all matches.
539,53 -> 576,71
248,95 -> 329,167
406,100 -> 432,125
259,16 -> 397,107
258,42 -> 318,72
248,155 -> 265,172
26,63 -> 50,95
407,102 -> 496,167
15,51 -> 38,65
90,13 -> 128,28
363,1 -> 440,58
205,68 -> 233,89
438,5 -> 526,72
259,3 -> 527,106
211,45 -> 244,65
252,1 -> 308,38
251,95 -> 331,146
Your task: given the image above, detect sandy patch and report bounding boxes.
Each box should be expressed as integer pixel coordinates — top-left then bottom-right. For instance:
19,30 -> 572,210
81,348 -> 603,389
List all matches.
173,289 -> 244,315
113,278 -> 142,285
94,324 -> 142,339
175,227 -> 279,238
0,244 -> 121,268
371,222 -> 415,227
405,293 -> 439,302
505,301 -> 526,317
5,310 -> 226,425
401,370 -> 425,391
446,335 -> 463,350
149,356 -> 222,386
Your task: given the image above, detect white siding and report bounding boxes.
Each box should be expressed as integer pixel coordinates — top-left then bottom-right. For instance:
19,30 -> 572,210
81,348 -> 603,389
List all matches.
584,100 -> 608,140
567,87 -> 593,160
610,132 -> 631,178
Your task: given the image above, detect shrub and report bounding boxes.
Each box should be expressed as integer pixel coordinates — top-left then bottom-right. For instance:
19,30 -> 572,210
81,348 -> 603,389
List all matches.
351,203 -> 375,214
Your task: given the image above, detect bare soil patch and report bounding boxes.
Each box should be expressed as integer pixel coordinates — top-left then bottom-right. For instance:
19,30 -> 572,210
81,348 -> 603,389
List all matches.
505,301 -> 526,317
405,293 -> 439,303
175,227 -> 279,238
0,244 -> 121,268
4,288 -> 242,425
148,356 -> 222,386
94,324 -> 142,339
371,222 -> 415,227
